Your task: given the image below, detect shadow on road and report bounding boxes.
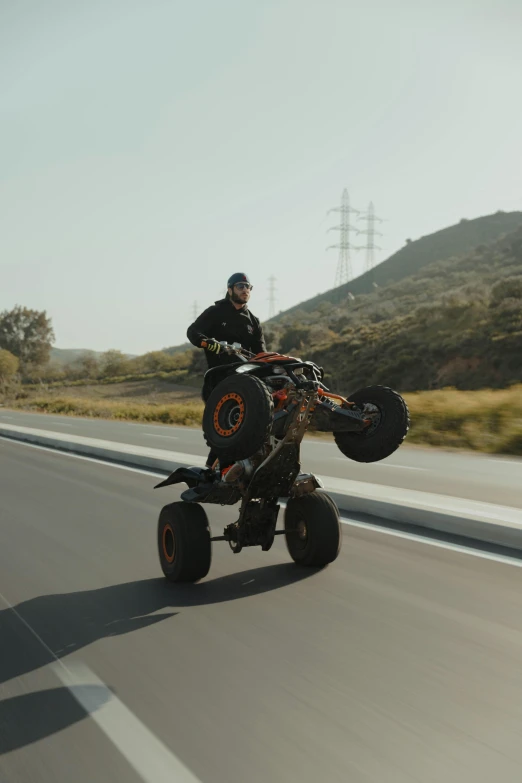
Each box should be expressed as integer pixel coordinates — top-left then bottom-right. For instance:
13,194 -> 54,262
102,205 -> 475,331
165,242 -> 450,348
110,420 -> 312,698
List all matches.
0,562 -> 316,686
0,562 -> 316,755
0,686 -> 109,755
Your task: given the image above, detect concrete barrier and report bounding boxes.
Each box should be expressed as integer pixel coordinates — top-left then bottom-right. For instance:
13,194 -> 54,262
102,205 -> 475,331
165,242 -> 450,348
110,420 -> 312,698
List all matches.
2,423 -> 521,552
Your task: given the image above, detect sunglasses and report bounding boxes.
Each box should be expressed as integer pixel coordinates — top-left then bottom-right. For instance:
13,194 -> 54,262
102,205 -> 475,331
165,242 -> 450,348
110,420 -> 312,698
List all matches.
234,283 -> 252,291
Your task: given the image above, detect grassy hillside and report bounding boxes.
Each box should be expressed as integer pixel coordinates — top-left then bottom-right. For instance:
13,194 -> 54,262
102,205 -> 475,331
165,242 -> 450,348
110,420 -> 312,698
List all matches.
265,225 -> 522,392
50,348 -> 102,366
162,342 -> 192,355
16,378 -> 201,404
36,211 -> 522,399
48,212 -> 522,379
273,210 -> 522,321
50,347 -> 138,366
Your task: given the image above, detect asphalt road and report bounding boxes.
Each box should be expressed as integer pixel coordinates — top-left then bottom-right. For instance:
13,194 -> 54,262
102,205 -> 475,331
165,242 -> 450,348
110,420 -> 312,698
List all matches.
1,408 -> 521,508
2,438 -> 522,782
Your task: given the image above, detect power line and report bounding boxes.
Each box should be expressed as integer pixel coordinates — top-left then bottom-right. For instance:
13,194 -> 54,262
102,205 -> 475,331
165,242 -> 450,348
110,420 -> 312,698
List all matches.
267,276 -> 277,319
326,188 -> 360,287
356,201 -> 385,272
192,301 -> 198,320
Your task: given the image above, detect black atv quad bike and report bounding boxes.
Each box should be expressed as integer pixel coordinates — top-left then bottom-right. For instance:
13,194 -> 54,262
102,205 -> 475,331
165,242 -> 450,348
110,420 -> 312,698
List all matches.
155,342 -> 410,582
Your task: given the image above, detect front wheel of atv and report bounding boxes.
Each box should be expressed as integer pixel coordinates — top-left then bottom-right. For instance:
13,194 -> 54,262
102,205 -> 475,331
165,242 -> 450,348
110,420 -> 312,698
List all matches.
284,492 -> 341,567
157,502 -> 211,582
203,373 -> 274,463
334,385 -> 409,463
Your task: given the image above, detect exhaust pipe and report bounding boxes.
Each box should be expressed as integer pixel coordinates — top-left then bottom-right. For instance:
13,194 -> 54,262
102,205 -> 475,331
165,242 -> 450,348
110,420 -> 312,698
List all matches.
223,459 -> 255,484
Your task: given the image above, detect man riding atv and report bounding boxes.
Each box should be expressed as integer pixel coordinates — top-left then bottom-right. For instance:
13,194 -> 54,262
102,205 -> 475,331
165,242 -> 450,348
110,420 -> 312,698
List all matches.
156,278 -> 409,582
187,272 -> 267,467
157,325 -> 410,582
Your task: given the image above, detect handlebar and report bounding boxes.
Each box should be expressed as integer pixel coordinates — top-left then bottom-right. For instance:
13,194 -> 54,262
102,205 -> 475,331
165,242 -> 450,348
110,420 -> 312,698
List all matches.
201,340 -> 255,362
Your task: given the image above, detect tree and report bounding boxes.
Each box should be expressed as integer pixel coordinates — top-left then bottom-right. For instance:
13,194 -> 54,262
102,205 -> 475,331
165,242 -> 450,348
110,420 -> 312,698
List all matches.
0,349 -> 19,380
279,325 -> 311,354
67,353 -> 100,380
0,349 -> 19,397
141,351 -> 176,373
100,349 -> 131,377
490,276 -> 522,307
0,306 -> 54,370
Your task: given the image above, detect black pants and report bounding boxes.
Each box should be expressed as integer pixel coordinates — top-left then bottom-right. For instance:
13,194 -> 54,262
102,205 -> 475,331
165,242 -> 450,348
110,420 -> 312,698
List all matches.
202,381 -> 216,467
206,449 -> 217,468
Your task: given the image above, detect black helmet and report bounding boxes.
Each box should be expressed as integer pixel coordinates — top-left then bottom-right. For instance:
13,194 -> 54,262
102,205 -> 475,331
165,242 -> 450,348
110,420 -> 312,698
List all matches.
227,272 -> 252,289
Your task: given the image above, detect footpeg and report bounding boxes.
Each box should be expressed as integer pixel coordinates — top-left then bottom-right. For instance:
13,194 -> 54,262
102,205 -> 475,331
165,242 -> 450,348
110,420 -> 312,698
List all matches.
290,473 -> 323,497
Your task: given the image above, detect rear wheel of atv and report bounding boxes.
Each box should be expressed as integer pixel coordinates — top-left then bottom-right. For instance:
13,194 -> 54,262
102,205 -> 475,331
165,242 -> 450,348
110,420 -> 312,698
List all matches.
202,374 -> 274,463
157,502 -> 211,582
284,492 -> 341,567
334,385 -> 409,463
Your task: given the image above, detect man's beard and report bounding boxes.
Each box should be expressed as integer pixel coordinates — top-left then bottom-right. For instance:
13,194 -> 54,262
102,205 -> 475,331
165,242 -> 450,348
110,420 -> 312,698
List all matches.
231,291 -> 247,306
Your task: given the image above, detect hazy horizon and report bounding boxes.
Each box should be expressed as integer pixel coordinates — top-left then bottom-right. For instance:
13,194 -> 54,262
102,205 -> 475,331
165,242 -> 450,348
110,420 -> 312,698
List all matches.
2,0 -> 521,354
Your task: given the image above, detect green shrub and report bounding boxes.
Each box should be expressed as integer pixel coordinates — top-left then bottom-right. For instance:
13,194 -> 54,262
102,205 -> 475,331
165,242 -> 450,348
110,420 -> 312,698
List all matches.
8,386 -> 522,455
10,396 -> 204,427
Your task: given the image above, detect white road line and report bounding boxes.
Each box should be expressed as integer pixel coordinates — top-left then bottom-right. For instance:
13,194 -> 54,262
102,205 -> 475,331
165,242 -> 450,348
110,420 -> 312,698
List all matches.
342,518 -> 522,568
144,434 -> 179,440
334,459 -> 427,471
0,436 -> 172,478
0,589 -> 203,783
54,662 -> 202,783
485,458 -> 522,467
381,465 -> 428,471
3,435 -> 522,569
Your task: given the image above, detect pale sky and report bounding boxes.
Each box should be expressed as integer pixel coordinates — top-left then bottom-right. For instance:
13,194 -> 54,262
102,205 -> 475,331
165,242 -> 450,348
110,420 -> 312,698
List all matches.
1,0 -> 521,354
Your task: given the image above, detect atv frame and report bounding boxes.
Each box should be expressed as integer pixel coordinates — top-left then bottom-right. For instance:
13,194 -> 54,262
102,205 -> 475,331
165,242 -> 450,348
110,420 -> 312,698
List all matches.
155,342 -> 409,581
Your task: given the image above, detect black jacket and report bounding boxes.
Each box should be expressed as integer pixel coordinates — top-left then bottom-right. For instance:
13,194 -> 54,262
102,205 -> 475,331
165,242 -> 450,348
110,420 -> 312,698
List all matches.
187,297 -> 267,368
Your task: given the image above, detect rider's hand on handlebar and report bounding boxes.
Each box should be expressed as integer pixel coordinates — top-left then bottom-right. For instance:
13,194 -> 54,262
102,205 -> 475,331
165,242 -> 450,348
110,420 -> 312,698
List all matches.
201,338 -> 222,354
